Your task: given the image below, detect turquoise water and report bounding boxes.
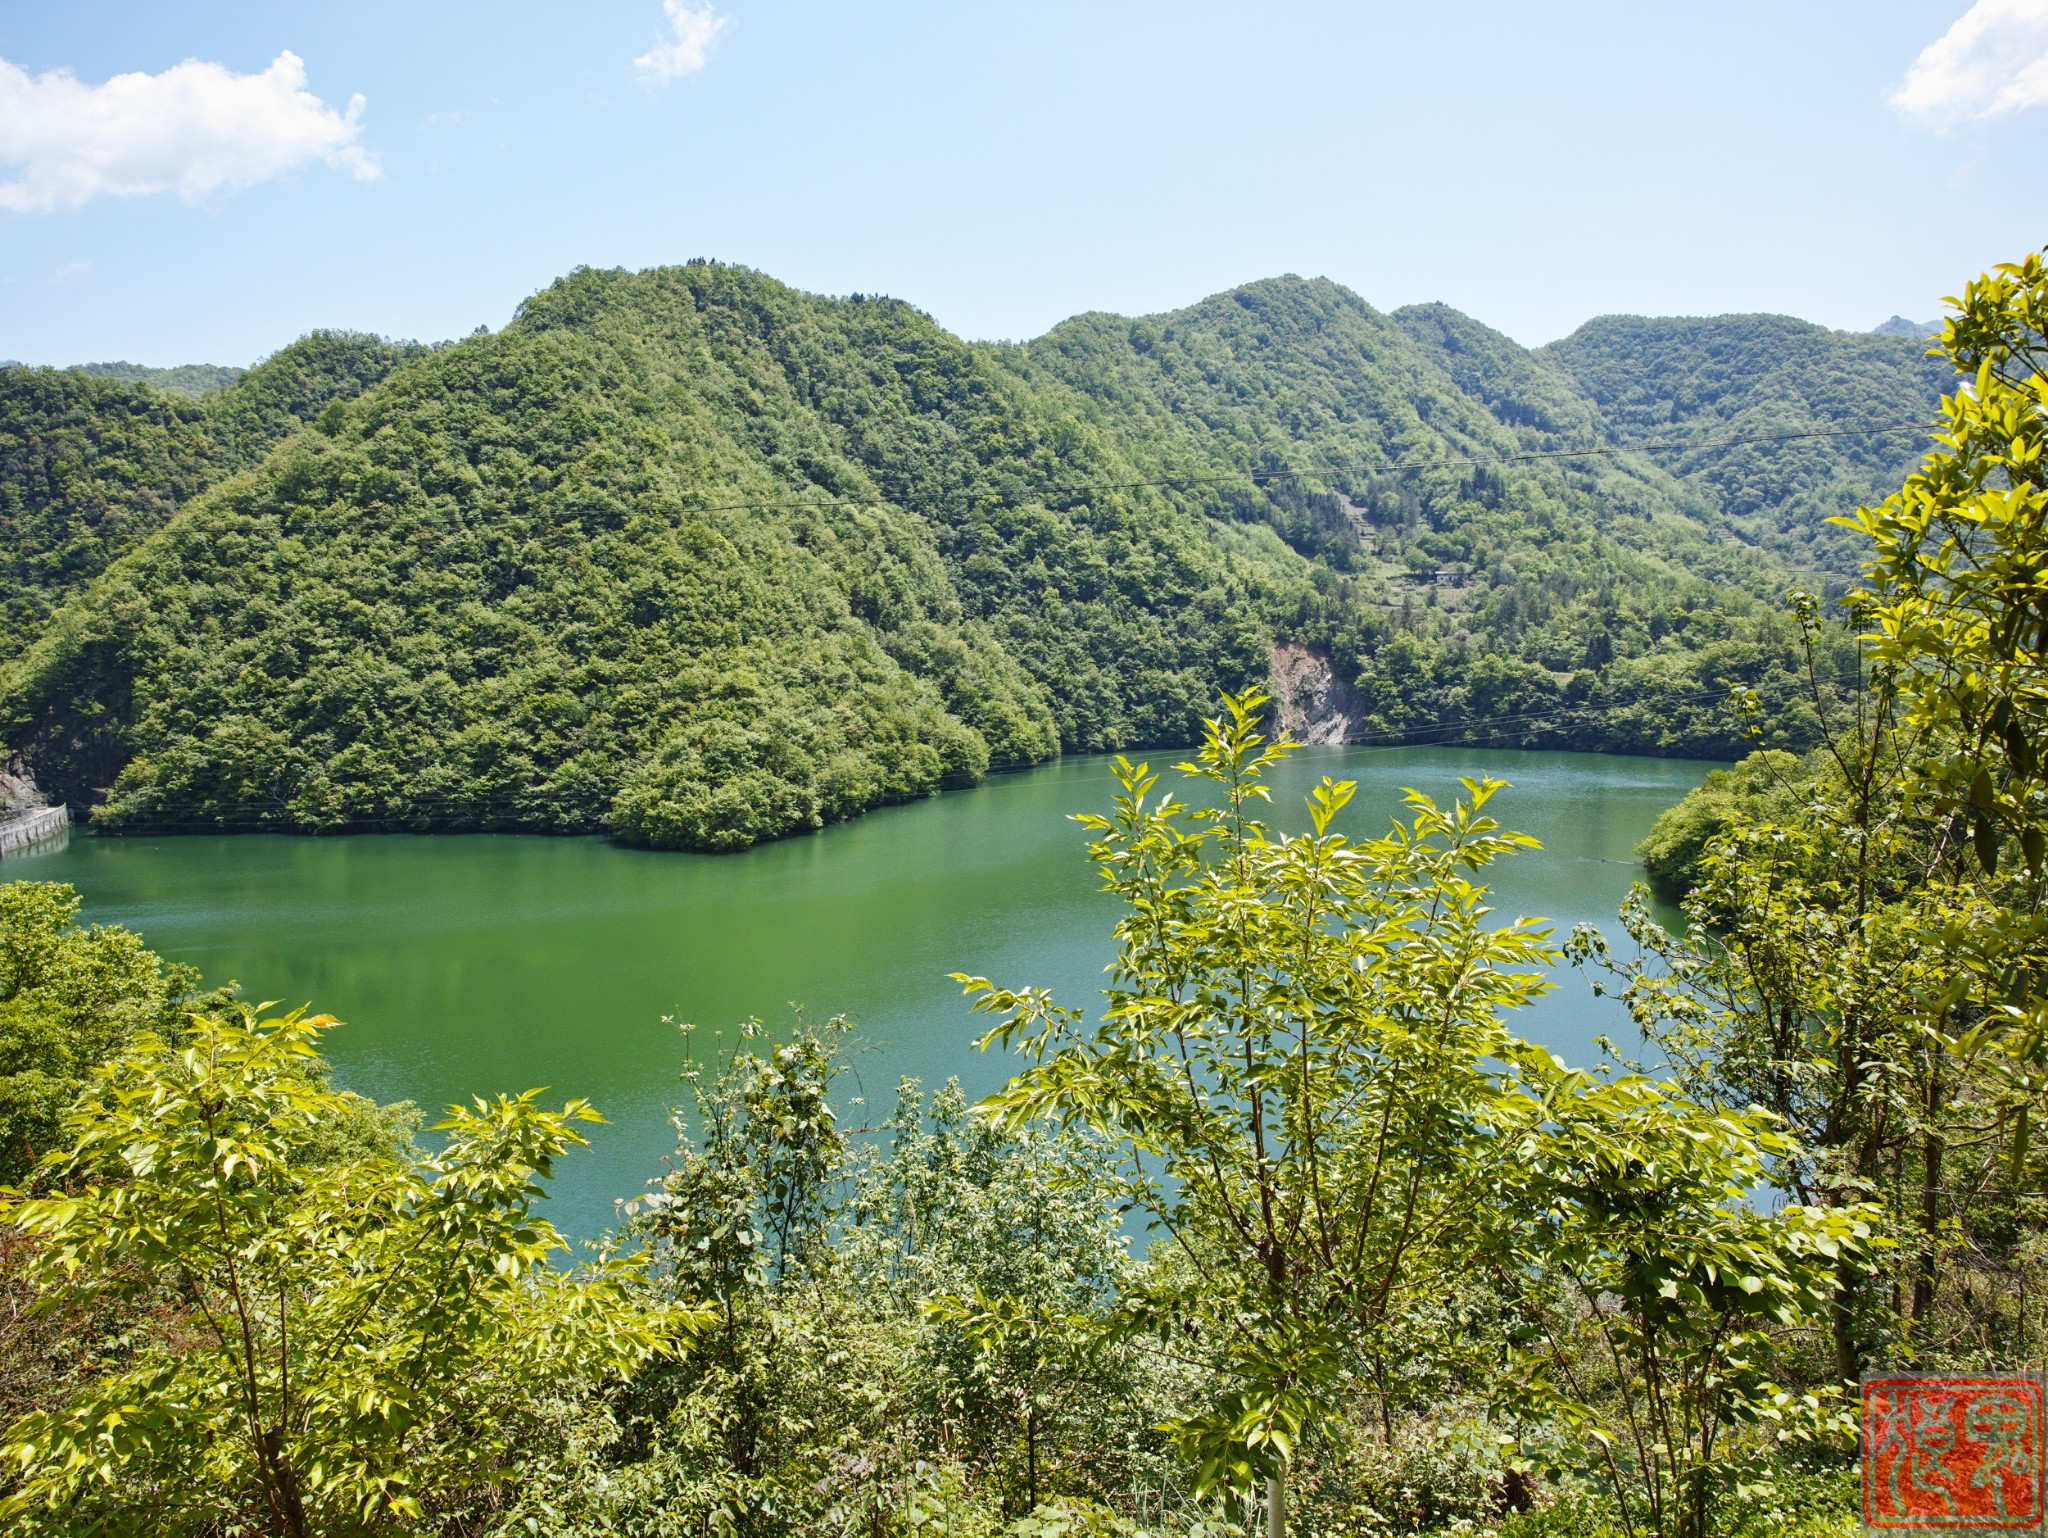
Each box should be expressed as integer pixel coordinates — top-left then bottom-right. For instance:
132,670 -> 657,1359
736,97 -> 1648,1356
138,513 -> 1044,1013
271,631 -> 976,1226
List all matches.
10,746 -> 1709,1238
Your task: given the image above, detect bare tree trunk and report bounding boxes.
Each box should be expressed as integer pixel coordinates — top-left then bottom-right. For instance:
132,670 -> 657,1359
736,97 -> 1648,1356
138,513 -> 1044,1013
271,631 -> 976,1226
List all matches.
1833,1258 -> 1862,1387
1912,1069 -> 1945,1323
1266,1469 -> 1287,1538
1026,1406 -> 1037,1513
260,1428 -> 310,1538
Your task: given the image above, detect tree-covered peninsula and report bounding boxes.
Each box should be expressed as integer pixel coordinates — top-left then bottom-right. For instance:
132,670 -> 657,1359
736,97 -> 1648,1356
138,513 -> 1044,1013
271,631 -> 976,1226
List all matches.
0,266 -> 1946,849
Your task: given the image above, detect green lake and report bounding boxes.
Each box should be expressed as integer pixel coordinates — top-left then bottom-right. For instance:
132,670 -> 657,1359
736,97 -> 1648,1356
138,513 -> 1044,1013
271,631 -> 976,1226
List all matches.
8,746 -> 1710,1240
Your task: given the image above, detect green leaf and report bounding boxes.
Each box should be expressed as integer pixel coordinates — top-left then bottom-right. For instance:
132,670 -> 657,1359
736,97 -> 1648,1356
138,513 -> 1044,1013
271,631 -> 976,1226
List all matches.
1975,812 -> 2000,875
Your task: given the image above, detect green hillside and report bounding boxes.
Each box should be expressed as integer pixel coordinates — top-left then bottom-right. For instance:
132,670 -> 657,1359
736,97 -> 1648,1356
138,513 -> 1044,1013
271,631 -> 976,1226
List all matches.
0,371 -> 215,662
0,334 -> 422,663
0,265 -> 1952,849
1014,282 -> 1847,756
1541,313 -> 1951,573
0,266 -> 1254,845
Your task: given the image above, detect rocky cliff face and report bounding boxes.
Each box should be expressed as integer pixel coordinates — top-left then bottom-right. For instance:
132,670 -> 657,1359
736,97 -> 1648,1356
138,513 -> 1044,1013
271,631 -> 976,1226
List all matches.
1270,641 -> 1363,745
1,763 -> 43,814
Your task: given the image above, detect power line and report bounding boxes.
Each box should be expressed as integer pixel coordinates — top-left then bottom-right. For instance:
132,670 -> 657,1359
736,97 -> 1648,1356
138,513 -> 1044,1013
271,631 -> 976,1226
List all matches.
1333,675 -> 1850,749
21,418 -> 1919,831
682,420 -> 1934,519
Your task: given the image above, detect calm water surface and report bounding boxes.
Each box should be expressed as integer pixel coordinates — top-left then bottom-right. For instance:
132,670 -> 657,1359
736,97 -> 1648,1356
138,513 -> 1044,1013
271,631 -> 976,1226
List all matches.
12,747 -> 1711,1238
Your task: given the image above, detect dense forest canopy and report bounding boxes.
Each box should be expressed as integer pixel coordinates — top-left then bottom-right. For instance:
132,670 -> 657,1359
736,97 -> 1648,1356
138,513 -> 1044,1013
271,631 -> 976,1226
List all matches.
0,333 -> 423,665
0,266 -> 1948,849
1540,314 -> 1950,573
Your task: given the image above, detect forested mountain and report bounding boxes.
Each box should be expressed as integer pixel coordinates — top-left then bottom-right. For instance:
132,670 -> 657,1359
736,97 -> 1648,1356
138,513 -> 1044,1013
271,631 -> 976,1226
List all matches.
0,265 -> 1952,848
0,333 -> 421,662
1540,314 -> 1949,573
73,360 -> 244,398
1015,283 -> 1836,755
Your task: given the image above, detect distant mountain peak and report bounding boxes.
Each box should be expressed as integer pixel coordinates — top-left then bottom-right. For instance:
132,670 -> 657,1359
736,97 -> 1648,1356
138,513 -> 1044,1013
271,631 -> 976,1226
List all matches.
74,360 -> 245,398
1872,315 -> 1940,338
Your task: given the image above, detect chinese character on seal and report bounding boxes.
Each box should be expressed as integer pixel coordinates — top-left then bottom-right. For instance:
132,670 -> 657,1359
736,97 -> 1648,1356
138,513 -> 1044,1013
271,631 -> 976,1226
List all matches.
1865,1376 -> 2045,1531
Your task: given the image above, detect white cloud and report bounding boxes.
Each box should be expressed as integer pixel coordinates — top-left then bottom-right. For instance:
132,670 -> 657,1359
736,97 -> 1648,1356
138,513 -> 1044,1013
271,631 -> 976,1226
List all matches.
52,259 -> 90,279
636,1 -> 732,82
0,50 -> 377,214
1891,0 -> 2048,128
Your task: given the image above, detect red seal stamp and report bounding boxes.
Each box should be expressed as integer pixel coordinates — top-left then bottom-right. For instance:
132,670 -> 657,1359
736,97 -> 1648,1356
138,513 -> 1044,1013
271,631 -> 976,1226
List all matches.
1865,1376 -> 2045,1531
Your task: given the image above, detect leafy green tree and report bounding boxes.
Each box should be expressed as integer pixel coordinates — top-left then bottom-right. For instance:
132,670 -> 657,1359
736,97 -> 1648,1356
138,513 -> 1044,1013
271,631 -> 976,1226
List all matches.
540,1021 -> 1151,1538
1600,256 -> 2048,1389
615,1017 -> 881,1534
0,880 -> 225,1186
1501,1063 -> 1879,1538
1578,814 -> 2018,1386
1842,251 -> 2048,1173
644,1016 -> 850,1299
0,1003 -> 690,1536
962,692 -> 1556,1533
927,1287 -> 1110,1518
876,1083 -> 1140,1517
1847,249 -> 2048,857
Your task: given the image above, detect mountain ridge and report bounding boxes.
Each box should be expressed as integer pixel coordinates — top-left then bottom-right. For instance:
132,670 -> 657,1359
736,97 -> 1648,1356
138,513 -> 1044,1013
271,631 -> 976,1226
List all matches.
0,263 -> 1949,850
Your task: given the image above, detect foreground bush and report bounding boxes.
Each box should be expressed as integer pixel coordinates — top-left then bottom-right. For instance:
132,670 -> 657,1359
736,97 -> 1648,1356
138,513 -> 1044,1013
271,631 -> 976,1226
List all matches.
0,1005 -> 696,1535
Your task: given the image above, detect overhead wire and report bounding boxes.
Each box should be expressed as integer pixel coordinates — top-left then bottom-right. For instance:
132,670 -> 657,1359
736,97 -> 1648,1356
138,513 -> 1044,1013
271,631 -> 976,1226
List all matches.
29,418 -> 1923,830
680,419 -> 1936,518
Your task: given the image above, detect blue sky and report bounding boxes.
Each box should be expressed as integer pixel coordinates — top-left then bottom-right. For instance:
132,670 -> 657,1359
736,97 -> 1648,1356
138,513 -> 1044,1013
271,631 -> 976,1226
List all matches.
1,1 -> 2043,367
